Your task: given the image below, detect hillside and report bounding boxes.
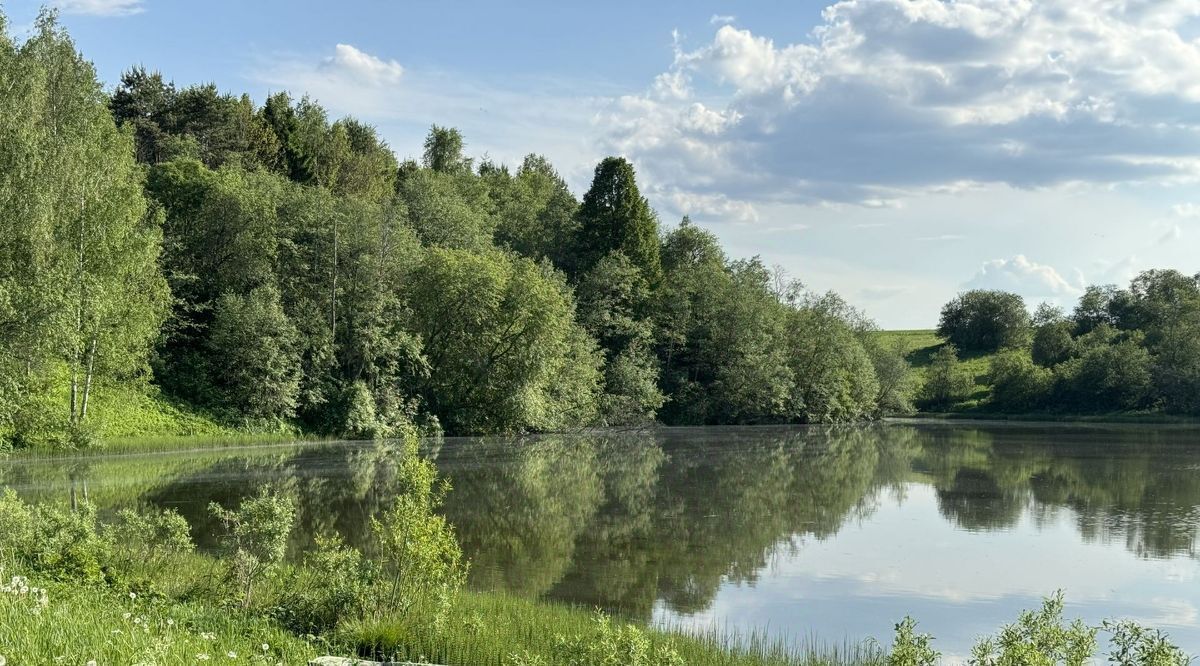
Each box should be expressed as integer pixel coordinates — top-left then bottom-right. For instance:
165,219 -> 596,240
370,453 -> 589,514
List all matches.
873,329 -> 994,410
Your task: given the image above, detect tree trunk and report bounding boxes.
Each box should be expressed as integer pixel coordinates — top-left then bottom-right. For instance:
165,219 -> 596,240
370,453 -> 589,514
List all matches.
80,334 -> 98,421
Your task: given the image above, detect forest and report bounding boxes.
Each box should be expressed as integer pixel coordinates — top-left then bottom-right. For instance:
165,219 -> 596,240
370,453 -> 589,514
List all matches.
0,12 -> 912,449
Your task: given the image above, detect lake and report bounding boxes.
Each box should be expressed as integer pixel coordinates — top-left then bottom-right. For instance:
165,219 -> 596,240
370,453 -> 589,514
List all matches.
4,421 -> 1199,659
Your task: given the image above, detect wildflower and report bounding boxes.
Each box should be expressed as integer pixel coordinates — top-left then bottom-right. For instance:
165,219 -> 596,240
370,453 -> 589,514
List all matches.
261,644 -> 269,652
129,592 -> 137,600
123,612 -> 132,620
87,661 -> 97,666
226,651 -> 237,659
196,655 -> 210,662
111,629 -> 122,635
167,619 -> 175,627
0,654 -> 6,666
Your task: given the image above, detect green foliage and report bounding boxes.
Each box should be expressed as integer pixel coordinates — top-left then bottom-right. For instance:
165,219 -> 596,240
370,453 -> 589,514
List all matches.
887,618 -> 938,666
938,290 -> 1031,353
0,13 -> 169,448
575,157 -> 662,282
0,490 -> 105,582
577,251 -> 664,424
787,293 -> 881,423
1103,619 -> 1190,666
988,351 -> 1052,412
1152,318 -> 1200,414
102,506 -> 194,584
423,124 -> 472,174
918,345 -> 975,409
209,487 -> 297,608
368,444 -> 468,624
968,593 -> 1097,666
206,285 -> 303,422
1032,320 -> 1076,368
407,247 -> 602,433
542,610 -> 685,666
1055,336 -> 1152,412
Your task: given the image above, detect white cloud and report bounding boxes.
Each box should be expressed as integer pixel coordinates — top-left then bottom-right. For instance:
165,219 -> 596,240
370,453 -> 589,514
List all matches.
651,185 -> 759,224
53,0 -> 143,16
1172,203 -> 1200,218
601,1 -> 1200,208
710,14 -> 736,26
966,255 -> 1083,298
320,44 -> 404,85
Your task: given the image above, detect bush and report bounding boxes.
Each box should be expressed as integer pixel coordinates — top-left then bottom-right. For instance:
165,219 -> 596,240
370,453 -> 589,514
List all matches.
102,507 -> 194,585
369,446 -> 467,626
988,351 -> 1052,412
1032,321 -> 1076,368
209,487 -> 297,608
969,593 -> 1096,666
1054,339 -> 1152,412
888,617 -> 938,666
918,345 -> 974,409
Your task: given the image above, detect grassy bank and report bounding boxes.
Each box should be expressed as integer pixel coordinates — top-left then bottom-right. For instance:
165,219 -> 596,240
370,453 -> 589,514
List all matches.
350,590 -> 878,666
874,329 -> 1200,423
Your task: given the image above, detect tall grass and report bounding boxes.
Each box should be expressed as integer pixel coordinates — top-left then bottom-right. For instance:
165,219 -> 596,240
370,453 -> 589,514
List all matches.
347,590 -> 883,666
0,577 -> 316,664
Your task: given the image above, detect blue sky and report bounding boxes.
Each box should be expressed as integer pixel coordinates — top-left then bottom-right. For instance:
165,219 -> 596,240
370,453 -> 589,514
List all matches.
10,0 -> 1200,328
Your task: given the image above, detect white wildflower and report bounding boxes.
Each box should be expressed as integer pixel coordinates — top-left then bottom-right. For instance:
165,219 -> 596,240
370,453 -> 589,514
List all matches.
226,651 -> 237,659
167,618 -> 175,627
196,655 -> 210,662
129,592 -> 137,600
86,661 -> 97,666
0,654 -> 7,666
261,644 -> 269,652
200,631 -> 216,640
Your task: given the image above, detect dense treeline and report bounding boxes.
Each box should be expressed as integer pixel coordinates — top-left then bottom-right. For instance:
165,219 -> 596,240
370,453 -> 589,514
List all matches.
929,271 -> 1200,414
0,13 -> 911,447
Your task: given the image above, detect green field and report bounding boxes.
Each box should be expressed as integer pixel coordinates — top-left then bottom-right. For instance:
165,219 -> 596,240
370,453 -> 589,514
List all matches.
874,329 -> 994,410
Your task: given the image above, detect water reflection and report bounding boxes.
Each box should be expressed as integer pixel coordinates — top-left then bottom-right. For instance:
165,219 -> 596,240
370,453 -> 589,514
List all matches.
4,423 -> 1200,653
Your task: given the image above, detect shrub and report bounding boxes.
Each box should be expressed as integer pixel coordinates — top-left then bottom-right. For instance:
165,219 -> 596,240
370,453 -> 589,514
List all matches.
102,507 -> 194,585
209,486 -> 297,608
988,351 -> 1052,412
369,447 -> 467,625
918,345 -> 974,409
1103,619 -> 1190,666
968,593 -> 1096,666
888,617 -> 938,666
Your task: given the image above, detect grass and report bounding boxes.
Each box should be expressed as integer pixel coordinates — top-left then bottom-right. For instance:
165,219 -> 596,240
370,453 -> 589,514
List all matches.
0,574 -> 318,664
874,329 -> 994,409
348,590 -> 882,666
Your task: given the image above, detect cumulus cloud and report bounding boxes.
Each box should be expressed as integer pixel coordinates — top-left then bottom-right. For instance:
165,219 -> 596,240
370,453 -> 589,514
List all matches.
710,14 -> 736,26
319,44 -> 404,85
601,0 -> 1200,207
53,0 -> 143,16
966,255 -> 1083,298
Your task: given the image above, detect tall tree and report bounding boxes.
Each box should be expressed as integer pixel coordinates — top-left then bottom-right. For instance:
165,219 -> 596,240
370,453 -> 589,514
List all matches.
422,125 -> 471,174
0,13 -> 168,444
574,157 -> 661,282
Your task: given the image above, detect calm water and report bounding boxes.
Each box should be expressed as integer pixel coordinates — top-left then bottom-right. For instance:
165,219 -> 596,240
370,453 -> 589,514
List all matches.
4,422 -> 1200,658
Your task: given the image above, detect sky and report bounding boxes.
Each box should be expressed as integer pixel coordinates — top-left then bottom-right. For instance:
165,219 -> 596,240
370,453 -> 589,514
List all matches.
9,0 -> 1200,328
